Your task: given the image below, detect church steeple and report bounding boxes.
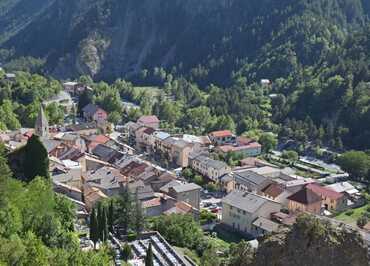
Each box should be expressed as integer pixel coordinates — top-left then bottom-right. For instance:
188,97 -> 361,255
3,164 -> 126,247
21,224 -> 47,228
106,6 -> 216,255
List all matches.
35,105 -> 49,138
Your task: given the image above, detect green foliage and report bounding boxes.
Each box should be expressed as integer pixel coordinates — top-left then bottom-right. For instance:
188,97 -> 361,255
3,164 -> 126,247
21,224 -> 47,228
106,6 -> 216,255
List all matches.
200,210 -> 217,225
145,242 -> 154,266
259,133 -> 277,153
228,240 -> 254,266
149,214 -> 204,253
282,150 -> 299,162
122,243 -> 133,261
337,151 -> 370,180
22,135 -> 49,181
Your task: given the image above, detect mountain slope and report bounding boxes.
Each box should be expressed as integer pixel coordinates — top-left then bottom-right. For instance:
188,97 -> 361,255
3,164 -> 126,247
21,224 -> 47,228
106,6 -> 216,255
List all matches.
1,0 -> 369,82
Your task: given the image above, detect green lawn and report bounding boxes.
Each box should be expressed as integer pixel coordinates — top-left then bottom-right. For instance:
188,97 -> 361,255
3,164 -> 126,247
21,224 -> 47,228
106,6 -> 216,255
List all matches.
335,204 -> 370,225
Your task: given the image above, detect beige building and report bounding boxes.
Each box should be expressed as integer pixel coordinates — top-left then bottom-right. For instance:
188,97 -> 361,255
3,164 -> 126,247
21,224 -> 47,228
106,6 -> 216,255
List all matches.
162,182 -> 202,210
190,155 -> 231,181
222,191 -> 281,235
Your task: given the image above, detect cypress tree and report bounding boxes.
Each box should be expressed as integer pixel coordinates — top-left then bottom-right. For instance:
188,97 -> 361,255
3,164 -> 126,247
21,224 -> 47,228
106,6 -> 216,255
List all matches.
134,189 -> 144,236
89,208 -> 98,249
23,135 -> 49,181
97,203 -> 103,241
145,242 -> 154,266
117,183 -> 132,235
102,206 -> 109,242
108,200 -> 114,233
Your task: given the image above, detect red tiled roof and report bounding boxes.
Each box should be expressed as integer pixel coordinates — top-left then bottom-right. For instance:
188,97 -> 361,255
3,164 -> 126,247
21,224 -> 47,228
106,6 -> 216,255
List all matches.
287,187 -> 322,204
306,183 -> 343,200
261,183 -> 284,198
91,135 -> 110,144
142,197 -> 162,208
209,130 -> 233,138
217,142 -> 261,153
143,127 -> 156,135
175,201 -> 193,213
138,115 -> 160,124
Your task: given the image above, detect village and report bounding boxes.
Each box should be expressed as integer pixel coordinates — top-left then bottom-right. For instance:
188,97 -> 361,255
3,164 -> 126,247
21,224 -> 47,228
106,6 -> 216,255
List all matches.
1,79 -> 370,266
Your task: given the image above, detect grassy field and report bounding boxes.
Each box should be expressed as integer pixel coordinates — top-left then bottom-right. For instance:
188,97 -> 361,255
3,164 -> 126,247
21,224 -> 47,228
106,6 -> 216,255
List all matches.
334,204 -> 370,225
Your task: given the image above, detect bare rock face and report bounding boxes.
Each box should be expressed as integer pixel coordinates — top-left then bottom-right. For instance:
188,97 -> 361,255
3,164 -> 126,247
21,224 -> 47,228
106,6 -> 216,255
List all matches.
76,33 -> 110,77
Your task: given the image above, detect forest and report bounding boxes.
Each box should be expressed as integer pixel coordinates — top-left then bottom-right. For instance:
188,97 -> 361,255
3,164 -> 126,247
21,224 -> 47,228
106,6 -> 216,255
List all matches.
0,0 -> 369,151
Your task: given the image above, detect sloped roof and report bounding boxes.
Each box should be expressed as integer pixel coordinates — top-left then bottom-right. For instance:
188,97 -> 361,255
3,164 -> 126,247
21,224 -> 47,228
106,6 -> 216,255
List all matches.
137,115 -> 159,124
222,191 -> 273,213
287,187 -> 322,204
261,183 -> 284,198
209,130 -> 233,138
82,103 -> 105,115
306,183 -> 343,200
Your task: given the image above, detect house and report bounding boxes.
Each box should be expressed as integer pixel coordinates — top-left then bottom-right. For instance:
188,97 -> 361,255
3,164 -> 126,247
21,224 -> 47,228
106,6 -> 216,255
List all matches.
260,183 -> 293,207
216,137 -> 262,157
325,182 -> 359,196
137,115 -> 160,129
142,194 -> 198,219
161,182 -> 201,210
190,155 -> 230,181
287,187 -> 322,214
85,166 -> 127,196
65,122 -> 99,136
92,144 -> 123,163
40,139 -> 69,157
161,137 -> 194,167
208,130 -> 235,146
141,127 -> 156,153
53,181 -> 83,202
251,216 -> 281,237
83,134 -> 110,152
82,104 -> 108,123
306,183 -> 345,211
153,131 -> 171,152
219,174 -> 235,193
54,133 -> 87,152
63,82 -> 92,96
233,170 -> 274,193
83,184 -> 108,211
221,191 -> 281,236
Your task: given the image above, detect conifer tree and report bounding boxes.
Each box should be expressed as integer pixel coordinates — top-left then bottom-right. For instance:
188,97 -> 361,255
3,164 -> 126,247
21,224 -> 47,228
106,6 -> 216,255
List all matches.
145,242 -> 154,266
134,189 -> 144,236
108,200 -> 114,233
102,207 -> 109,242
23,135 -> 49,181
89,208 -> 98,249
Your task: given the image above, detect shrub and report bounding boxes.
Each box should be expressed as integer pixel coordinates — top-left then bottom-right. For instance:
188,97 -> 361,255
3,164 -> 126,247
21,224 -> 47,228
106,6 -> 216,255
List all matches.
345,210 -> 354,216
357,216 -> 368,228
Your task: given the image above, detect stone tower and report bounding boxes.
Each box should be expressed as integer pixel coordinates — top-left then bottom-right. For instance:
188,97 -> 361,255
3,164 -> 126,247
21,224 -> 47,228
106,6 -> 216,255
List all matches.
35,105 -> 49,138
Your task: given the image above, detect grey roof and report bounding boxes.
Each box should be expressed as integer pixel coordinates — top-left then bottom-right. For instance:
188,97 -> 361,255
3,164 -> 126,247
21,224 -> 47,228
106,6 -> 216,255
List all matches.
40,139 -> 61,153
222,191 -> 269,213
220,173 -> 233,182
234,170 -> 270,186
252,217 -> 280,232
87,167 -> 124,190
170,182 -> 201,193
195,155 -> 228,170
92,144 -> 123,163
159,180 -> 182,193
